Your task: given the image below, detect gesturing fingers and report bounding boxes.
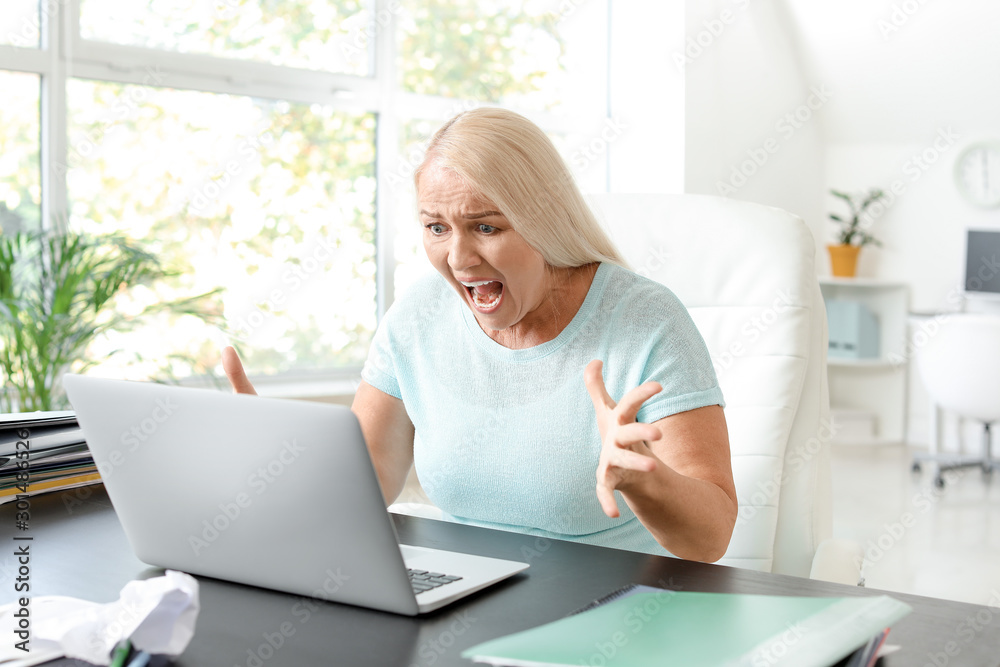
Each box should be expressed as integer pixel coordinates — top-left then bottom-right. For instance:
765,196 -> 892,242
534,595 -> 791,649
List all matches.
584,359 -> 616,415
615,381 -> 663,424
596,480 -> 620,517
586,359 -> 666,518
596,448 -> 656,518
612,421 -> 663,449
602,444 -> 657,472
222,346 -> 258,395
585,359 -> 662,425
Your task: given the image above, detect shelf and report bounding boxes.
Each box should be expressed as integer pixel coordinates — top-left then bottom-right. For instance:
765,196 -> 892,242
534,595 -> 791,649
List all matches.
830,436 -> 906,447
827,358 -> 900,369
818,277 -> 909,289
821,280 -> 911,444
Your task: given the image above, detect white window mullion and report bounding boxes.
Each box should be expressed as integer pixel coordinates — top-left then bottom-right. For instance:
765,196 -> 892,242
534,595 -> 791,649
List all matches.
69,40 -> 381,110
40,0 -> 70,233
374,0 -> 398,319
0,45 -> 49,73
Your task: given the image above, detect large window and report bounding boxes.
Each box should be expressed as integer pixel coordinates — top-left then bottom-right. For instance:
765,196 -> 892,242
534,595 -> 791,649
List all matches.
0,71 -> 40,234
66,81 -> 377,375
0,1 -> 41,49
79,0 -> 372,75
0,0 -> 609,388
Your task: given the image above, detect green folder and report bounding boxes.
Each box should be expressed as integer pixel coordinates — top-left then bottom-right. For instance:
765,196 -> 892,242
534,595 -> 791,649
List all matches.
462,588 -> 911,667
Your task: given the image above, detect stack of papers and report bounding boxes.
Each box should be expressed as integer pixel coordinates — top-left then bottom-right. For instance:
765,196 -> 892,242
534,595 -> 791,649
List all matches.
0,411 -> 100,504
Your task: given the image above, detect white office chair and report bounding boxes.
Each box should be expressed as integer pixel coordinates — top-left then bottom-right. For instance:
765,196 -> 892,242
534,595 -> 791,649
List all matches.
913,314 -> 1000,487
394,193 -> 862,585
588,194 -> 862,585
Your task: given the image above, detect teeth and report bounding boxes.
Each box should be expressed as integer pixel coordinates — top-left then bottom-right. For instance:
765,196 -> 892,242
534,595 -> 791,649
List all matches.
459,279 -> 502,310
472,289 -> 502,309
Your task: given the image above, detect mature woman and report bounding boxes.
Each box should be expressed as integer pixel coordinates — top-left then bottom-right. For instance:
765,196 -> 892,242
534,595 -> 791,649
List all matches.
225,107 -> 737,562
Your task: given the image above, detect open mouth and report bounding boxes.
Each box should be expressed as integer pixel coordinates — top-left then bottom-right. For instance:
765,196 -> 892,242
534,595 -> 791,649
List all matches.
460,280 -> 504,312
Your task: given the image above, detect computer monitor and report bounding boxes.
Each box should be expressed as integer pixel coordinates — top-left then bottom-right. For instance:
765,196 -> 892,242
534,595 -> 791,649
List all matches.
963,228 -> 1000,297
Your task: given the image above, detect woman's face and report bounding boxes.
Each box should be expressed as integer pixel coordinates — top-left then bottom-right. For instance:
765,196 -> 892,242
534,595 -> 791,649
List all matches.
418,162 -> 553,335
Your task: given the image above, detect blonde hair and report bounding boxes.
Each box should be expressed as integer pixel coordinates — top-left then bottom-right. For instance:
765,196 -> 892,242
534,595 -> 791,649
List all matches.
415,107 -> 627,269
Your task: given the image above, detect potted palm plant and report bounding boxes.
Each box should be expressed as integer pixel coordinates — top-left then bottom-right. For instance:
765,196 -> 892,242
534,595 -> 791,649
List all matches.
828,188 -> 886,277
0,230 -> 222,412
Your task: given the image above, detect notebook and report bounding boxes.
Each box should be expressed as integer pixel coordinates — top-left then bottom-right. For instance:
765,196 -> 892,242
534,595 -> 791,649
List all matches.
462,585 -> 911,666
63,374 -> 528,616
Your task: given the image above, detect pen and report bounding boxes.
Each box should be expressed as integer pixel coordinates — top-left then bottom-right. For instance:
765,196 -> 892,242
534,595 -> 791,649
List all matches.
109,639 -> 132,667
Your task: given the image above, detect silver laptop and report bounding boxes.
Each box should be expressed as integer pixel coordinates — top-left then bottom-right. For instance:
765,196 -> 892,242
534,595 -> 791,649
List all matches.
63,374 -> 528,616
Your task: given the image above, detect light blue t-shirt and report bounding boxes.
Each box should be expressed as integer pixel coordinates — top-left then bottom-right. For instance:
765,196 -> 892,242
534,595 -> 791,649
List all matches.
361,262 -> 724,556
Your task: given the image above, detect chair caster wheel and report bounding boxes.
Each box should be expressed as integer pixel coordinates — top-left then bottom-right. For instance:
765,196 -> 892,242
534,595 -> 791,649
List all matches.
934,476 -> 946,489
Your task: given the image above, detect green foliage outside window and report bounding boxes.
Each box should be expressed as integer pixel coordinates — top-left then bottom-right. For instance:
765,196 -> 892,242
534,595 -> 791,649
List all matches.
397,0 -> 566,109
66,82 -> 377,378
80,0 -> 372,74
0,1 -> 574,389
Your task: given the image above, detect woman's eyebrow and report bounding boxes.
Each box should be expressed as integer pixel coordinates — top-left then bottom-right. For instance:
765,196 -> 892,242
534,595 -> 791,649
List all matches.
417,209 -> 503,219
463,210 -> 503,219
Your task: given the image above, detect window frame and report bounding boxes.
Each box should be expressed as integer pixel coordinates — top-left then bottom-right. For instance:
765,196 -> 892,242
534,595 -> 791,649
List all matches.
0,0 -> 611,390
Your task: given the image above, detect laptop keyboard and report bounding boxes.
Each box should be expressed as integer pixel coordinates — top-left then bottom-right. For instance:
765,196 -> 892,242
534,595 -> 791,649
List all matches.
408,569 -> 463,595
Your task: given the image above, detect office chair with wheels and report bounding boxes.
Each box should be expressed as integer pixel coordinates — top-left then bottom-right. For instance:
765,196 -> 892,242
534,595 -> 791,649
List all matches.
913,314 -> 1000,488
588,194 -> 862,585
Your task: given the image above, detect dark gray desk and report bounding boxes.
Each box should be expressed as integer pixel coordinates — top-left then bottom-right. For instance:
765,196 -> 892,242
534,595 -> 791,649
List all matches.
16,486 -> 1000,666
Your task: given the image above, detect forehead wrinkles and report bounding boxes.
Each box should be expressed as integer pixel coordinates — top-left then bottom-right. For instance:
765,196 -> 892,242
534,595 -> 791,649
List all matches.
419,182 -> 500,218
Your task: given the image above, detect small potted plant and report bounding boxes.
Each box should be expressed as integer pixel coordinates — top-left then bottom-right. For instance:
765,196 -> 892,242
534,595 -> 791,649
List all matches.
827,188 -> 886,277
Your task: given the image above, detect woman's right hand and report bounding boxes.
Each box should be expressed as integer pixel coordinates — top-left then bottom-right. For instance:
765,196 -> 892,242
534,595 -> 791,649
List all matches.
222,346 -> 257,395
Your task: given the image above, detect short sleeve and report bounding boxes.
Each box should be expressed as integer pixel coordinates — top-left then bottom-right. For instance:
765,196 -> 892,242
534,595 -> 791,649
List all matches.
361,312 -> 402,399
619,281 -> 725,424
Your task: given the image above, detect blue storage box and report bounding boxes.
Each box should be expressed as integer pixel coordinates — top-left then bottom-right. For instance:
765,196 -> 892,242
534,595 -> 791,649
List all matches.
826,299 -> 880,359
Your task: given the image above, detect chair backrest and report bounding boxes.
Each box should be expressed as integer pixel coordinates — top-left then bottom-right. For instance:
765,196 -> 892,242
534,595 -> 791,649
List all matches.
916,314 -> 1000,424
587,193 -> 832,577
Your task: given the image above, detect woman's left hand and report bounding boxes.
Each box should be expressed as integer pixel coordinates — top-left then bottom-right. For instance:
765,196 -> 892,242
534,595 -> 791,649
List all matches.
584,359 -> 667,518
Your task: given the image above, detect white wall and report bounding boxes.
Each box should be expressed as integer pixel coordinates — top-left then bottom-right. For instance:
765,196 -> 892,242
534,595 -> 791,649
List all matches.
681,0 -> 1000,447
796,1 -> 1000,447
826,141 -> 1000,446
794,0 -> 1000,305
682,0 -> 826,247
608,2 -> 685,194
825,142 -> 1000,307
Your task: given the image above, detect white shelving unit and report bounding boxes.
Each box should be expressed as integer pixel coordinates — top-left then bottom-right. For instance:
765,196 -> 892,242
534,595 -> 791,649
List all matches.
819,278 -> 910,445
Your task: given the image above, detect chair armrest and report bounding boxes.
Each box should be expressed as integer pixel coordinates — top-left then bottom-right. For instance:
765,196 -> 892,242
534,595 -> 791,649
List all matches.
809,538 -> 865,586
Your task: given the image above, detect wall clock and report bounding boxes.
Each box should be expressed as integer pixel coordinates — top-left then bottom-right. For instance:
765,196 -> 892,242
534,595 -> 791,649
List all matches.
955,141 -> 1000,208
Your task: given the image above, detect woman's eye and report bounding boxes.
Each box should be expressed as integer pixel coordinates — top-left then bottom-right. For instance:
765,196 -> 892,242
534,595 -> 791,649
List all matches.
478,224 -> 497,234
425,223 -> 446,235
